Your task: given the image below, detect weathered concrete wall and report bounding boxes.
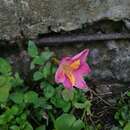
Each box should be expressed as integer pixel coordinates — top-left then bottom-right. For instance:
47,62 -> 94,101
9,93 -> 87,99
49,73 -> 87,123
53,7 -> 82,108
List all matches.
1,0 -> 130,39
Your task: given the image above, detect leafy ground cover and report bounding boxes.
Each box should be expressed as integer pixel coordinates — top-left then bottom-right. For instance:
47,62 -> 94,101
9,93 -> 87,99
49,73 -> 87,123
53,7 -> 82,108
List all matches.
0,41 -> 129,130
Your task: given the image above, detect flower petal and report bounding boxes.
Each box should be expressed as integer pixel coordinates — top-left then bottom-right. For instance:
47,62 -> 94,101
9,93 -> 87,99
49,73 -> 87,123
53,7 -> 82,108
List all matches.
55,67 -> 65,83
60,57 -> 71,64
63,76 -> 73,89
74,72 -> 88,89
76,63 -> 91,76
72,49 -> 89,63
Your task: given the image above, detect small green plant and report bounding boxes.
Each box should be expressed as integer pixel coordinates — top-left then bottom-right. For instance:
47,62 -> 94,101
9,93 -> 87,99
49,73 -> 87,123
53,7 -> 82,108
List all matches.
54,113 -> 85,130
0,41 -> 93,130
113,91 -> 130,130
0,58 -> 23,103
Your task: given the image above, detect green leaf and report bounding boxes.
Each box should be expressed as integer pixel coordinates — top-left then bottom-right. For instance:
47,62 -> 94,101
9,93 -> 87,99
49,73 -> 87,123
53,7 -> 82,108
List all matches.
55,114 -> 76,130
124,122 -> 130,130
10,92 -> 24,104
0,84 -> 11,103
16,117 -> 22,125
41,51 -> 54,63
32,50 -> 54,65
111,126 -> 121,130
0,58 -> 11,74
11,73 -> 23,87
51,65 -> 57,74
34,97 -> 47,108
33,71 -> 44,81
36,125 -> 46,130
24,91 -> 38,105
10,125 -> 20,130
74,100 -> 91,115
85,124 -> 95,130
119,120 -> 125,126
115,112 -> 120,120
33,56 -> 43,65
127,91 -> 130,97
73,90 -> 86,103
84,100 -> 92,115
23,122 -> 33,130
51,95 -> 71,112
0,114 -> 6,125
0,105 -> 19,125
62,89 -> 74,101
8,105 -> 19,115
87,56 -> 93,65
30,62 -> 35,70
72,119 -> 85,130
42,62 -> 51,78
74,102 -> 86,109
61,102 -> 71,112
20,113 -> 27,120
55,114 -> 85,130
0,76 -> 12,87
28,40 -> 38,57
0,126 -> 8,130
0,76 -> 12,102
44,83 -> 55,99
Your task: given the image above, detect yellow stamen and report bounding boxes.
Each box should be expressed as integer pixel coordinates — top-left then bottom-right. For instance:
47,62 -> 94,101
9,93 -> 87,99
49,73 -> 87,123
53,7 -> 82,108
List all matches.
62,60 -> 80,86
70,60 -> 80,70
62,64 -> 76,86
66,71 -> 75,86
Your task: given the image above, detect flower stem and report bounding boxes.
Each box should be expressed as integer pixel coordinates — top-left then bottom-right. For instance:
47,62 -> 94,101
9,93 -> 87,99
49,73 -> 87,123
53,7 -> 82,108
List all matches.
51,57 -> 60,64
81,109 -> 86,120
89,88 -> 113,107
48,112 -> 55,124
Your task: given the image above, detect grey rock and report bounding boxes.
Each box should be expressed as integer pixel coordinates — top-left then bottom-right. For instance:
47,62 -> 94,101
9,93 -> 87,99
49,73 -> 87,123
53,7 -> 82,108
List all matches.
87,40 -> 130,82
123,19 -> 130,30
0,0 -> 20,39
20,0 -> 130,38
106,40 -> 119,51
1,0 -> 130,39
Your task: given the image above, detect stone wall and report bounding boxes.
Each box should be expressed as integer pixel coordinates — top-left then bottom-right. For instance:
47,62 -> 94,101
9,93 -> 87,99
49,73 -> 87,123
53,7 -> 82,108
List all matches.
1,0 -> 130,39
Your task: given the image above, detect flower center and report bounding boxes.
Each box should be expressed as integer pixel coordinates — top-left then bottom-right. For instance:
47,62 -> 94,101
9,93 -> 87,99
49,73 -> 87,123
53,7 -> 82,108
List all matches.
70,60 -> 80,69
62,60 -> 80,86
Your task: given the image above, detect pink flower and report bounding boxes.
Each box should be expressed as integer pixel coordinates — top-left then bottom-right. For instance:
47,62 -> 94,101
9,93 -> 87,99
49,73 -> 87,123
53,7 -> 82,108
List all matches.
55,49 -> 91,89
